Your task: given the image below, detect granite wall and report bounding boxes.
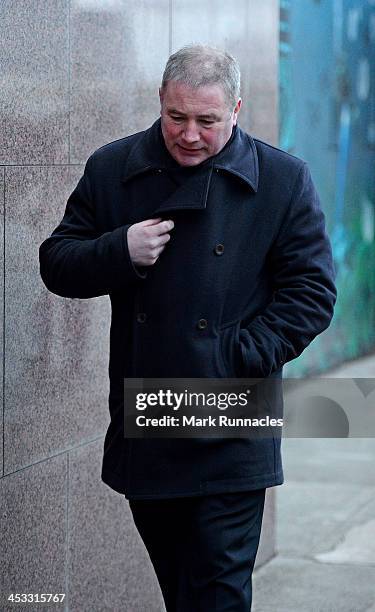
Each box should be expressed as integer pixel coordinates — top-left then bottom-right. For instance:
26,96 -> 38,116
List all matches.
0,1 -> 279,610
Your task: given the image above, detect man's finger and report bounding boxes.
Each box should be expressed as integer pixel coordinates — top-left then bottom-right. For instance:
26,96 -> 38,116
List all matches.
157,233 -> 171,246
154,244 -> 167,258
139,217 -> 163,227
152,220 -> 175,235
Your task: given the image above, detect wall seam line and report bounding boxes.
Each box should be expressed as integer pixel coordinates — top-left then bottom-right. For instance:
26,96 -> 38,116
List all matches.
0,164 -> 83,168
169,0 -> 173,55
2,167 -> 5,478
65,452 -> 70,612
2,433 -> 105,478
68,0 -> 71,166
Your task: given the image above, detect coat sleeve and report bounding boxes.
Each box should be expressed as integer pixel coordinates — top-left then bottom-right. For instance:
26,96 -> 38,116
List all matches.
240,162 -> 337,376
39,156 -> 146,299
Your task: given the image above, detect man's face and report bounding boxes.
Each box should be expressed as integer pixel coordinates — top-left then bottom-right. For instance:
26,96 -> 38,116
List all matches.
159,81 -> 241,167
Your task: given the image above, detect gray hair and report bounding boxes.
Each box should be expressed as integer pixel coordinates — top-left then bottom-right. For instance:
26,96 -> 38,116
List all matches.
161,44 -> 241,109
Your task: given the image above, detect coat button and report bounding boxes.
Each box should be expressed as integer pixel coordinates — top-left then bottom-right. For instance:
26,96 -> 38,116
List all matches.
197,318 -> 208,330
137,312 -> 147,323
214,243 -> 225,256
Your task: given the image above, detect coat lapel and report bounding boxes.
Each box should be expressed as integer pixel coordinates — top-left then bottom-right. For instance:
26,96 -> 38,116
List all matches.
153,164 -> 214,213
121,118 -> 259,214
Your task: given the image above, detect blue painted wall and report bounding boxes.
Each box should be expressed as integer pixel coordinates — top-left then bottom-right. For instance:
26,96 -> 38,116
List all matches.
280,0 -> 375,374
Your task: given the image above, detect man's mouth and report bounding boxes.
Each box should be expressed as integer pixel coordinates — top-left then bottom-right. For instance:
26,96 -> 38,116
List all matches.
177,144 -> 203,153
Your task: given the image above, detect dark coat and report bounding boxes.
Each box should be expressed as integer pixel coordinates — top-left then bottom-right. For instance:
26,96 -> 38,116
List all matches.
39,119 -> 336,499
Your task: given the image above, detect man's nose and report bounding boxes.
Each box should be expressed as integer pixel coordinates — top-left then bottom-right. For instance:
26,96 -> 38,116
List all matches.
182,121 -> 200,143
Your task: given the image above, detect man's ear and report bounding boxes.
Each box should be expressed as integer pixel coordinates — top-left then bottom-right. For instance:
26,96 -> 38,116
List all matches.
159,87 -> 165,115
233,98 -> 242,125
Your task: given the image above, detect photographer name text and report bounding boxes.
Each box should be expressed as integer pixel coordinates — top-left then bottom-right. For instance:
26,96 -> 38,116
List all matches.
135,415 -> 283,428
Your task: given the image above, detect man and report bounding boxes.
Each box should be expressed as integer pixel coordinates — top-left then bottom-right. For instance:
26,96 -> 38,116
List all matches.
39,45 -> 336,611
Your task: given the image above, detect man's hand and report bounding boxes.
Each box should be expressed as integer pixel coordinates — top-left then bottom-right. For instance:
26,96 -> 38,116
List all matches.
127,218 -> 174,266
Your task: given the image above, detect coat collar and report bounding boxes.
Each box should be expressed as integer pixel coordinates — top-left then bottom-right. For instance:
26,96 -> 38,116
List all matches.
121,118 -> 259,213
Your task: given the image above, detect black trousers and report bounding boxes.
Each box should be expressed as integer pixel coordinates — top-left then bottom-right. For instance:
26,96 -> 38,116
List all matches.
129,489 -> 266,611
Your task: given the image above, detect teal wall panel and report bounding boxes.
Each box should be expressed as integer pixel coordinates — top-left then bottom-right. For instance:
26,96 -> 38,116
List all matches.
280,0 -> 375,375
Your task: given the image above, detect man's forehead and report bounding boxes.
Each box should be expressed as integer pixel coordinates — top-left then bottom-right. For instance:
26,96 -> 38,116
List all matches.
164,79 -> 226,98
166,106 -> 221,119
161,81 -> 229,113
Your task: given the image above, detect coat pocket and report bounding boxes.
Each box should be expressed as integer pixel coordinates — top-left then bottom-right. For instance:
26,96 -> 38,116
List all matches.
218,320 -> 246,378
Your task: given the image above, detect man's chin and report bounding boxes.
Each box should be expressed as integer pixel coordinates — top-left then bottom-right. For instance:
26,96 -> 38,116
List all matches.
178,158 -> 204,167
174,148 -> 207,166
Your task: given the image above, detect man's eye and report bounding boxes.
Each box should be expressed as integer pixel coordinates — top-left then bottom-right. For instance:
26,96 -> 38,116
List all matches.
200,120 -> 215,126
170,116 -> 184,122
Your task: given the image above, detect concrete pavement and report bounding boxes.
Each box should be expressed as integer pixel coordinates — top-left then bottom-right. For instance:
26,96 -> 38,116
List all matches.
253,353 -> 375,612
